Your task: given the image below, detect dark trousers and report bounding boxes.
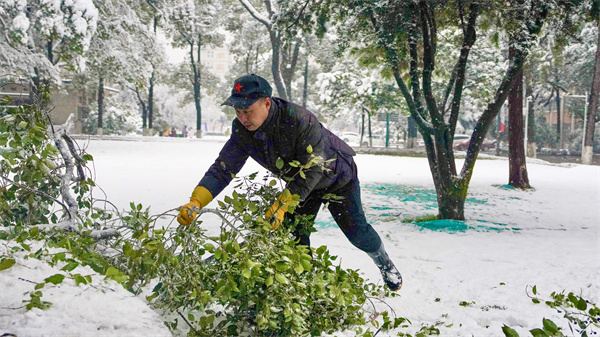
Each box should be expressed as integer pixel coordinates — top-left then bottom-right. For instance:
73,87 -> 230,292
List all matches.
287,168 -> 382,254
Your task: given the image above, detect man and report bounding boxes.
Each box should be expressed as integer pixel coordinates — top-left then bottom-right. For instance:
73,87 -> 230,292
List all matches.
177,74 -> 402,291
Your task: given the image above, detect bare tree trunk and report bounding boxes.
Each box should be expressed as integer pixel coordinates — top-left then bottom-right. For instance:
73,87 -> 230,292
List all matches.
555,85 -> 562,148
245,44 -> 253,73
406,116 -> 418,149
192,35 -> 203,138
97,76 -> 104,136
148,71 -> 154,131
269,31 -> 288,100
302,55 -> 308,108
526,85 -> 536,157
133,86 -> 148,134
144,15 -> 159,137
507,48 -> 531,189
360,109 -> 365,146
583,22 -> 600,164
281,39 -> 301,102
368,110 -> 373,147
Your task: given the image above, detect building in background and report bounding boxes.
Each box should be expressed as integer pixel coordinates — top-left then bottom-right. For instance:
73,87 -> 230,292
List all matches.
199,46 -> 234,82
0,77 -> 118,134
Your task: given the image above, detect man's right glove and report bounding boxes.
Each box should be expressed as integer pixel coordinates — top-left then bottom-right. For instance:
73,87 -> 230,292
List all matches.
264,189 -> 295,230
177,185 -> 213,226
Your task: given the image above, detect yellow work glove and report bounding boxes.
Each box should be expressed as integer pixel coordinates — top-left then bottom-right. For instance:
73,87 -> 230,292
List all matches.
264,189 -> 295,230
177,186 -> 213,226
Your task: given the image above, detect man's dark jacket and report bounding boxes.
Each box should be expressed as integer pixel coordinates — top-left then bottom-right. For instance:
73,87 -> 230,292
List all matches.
199,97 -> 356,200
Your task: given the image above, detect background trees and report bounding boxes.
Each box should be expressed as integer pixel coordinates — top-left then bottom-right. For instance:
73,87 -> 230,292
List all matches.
296,0 -> 589,220
166,0 -> 223,138
0,0 -> 98,95
85,0 -> 155,135
0,0 -> 597,165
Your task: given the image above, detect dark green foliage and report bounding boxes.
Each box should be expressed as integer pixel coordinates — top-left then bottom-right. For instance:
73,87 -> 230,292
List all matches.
113,174 -> 398,336
0,95 -> 61,226
0,92 -> 94,227
502,286 -> 600,337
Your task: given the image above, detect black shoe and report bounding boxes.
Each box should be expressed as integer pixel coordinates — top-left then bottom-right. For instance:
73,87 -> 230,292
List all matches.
367,243 -> 403,291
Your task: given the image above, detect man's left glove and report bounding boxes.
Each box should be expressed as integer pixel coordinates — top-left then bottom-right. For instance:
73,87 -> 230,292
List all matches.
177,185 -> 213,226
265,189 -> 295,230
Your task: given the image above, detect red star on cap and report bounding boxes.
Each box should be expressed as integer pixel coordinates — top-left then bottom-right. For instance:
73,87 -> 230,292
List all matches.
234,82 -> 243,92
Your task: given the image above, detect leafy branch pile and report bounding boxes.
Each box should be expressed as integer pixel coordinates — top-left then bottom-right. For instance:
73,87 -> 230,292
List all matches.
0,96 -> 404,336
503,286 -> 600,337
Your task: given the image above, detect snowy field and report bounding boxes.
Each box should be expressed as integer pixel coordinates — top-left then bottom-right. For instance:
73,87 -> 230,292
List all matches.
1,135 -> 599,337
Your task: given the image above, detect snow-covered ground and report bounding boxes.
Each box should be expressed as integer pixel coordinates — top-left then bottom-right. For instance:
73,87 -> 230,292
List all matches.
1,135 -> 598,337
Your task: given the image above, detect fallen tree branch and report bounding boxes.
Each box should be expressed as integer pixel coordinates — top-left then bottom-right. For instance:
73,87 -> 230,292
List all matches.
0,174 -> 73,220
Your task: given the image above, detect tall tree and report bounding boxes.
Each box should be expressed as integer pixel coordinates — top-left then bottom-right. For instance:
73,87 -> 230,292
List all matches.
167,0 -> 222,138
0,0 -> 98,97
583,12 -> 600,164
308,0 -> 582,220
507,0 -> 532,189
237,0 -> 306,101
85,0 -> 154,135
508,40 -> 531,188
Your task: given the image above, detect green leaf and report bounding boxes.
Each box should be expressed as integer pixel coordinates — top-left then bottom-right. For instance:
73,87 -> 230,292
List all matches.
306,145 -> 313,153
44,274 -> 65,285
34,282 -> 45,290
283,189 -> 291,199
242,268 -> 251,279
300,259 -> 312,272
275,273 -> 288,284
105,266 -> 121,277
501,326 -> 520,337
530,328 -> 549,337
0,258 -> 16,271
576,298 -> 588,311
74,274 -> 87,286
276,157 -> 284,170
265,276 -> 273,287
61,262 -> 79,272
274,260 -> 289,272
532,285 -> 537,295
542,318 -> 560,335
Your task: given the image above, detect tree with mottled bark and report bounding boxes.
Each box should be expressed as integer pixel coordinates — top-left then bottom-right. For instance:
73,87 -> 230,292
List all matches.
307,0 -> 582,220
508,41 -> 531,189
